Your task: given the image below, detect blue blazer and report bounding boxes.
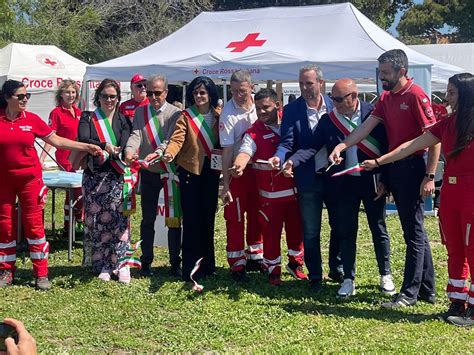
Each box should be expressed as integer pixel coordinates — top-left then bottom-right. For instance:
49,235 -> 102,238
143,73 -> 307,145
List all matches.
276,95 -> 333,192
290,100 -> 389,183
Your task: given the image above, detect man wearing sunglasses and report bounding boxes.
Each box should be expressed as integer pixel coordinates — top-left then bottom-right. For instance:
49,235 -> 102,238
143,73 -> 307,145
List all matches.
124,74 -> 183,278
282,78 -> 395,299
119,74 -> 149,122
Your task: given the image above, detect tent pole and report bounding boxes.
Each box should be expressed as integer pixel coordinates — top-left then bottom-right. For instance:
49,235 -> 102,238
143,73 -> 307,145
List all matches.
182,84 -> 186,107
223,79 -> 227,103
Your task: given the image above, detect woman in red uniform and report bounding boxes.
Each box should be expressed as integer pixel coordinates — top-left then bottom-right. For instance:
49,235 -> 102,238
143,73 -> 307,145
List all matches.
0,80 -> 100,290
362,73 -> 474,325
39,80 -> 84,235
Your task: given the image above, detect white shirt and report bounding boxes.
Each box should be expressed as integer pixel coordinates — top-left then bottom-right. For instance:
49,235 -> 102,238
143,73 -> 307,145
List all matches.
202,110 -> 214,128
307,94 -> 328,171
219,98 -> 258,158
333,101 -> 362,176
239,124 -> 280,157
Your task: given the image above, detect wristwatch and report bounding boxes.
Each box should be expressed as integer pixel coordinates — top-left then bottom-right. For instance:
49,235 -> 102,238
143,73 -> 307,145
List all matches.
425,173 -> 435,180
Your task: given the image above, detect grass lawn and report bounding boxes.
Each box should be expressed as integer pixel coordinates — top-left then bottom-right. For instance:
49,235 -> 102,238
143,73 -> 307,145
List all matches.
2,192 -> 473,353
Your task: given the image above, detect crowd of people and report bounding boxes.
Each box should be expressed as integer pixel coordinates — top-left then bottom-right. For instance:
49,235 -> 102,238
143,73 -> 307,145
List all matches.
0,48 -> 473,328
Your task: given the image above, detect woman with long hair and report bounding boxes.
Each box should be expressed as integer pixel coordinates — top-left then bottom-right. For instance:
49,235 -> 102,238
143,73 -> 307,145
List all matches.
362,73 -> 474,325
0,80 -> 100,290
39,79 -> 84,235
78,78 -> 132,284
163,76 -> 221,282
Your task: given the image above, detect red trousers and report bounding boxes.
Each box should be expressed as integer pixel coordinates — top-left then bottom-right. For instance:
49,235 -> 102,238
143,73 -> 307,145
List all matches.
259,200 -> 304,275
0,175 -> 49,277
225,167 -> 263,271
439,176 -> 474,304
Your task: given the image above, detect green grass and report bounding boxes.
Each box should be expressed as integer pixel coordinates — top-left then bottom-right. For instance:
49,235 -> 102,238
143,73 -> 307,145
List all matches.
2,192 -> 473,353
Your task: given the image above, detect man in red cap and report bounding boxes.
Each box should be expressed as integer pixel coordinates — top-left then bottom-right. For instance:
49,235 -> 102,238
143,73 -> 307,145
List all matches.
119,74 -> 149,122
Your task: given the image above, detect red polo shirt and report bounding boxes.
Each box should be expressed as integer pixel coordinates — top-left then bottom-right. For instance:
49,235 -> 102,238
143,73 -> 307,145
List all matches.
430,114 -> 474,176
119,97 -> 149,121
0,109 -> 53,178
372,79 -> 436,151
49,105 -> 81,170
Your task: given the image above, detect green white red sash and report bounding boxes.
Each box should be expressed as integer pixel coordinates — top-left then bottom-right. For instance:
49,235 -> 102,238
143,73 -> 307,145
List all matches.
182,106 -> 217,158
91,108 -> 136,215
329,111 -> 381,159
331,163 -> 365,177
144,104 -> 182,227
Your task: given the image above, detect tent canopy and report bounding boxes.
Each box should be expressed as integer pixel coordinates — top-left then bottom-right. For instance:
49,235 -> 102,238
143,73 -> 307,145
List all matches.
409,43 -> 474,75
0,42 -> 88,92
85,2 -> 463,88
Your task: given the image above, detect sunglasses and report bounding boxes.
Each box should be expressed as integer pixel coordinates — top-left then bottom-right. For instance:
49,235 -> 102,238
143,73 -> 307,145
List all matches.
146,90 -> 164,97
12,93 -> 31,101
330,92 -> 352,103
134,83 -> 146,89
99,94 -> 118,100
193,90 -> 208,96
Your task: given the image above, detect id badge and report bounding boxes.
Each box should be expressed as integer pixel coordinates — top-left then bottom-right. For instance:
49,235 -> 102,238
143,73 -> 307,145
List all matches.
210,149 -> 223,171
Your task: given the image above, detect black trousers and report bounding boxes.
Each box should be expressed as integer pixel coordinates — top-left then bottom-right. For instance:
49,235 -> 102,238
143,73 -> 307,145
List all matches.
389,155 -> 435,298
179,158 -> 219,281
330,174 -> 391,280
139,169 -> 182,268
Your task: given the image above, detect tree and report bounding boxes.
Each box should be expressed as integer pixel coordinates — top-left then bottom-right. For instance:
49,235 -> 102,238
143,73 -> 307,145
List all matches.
398,0 -> 474,43
0,0 -> 16,47
213,0 -> 412,30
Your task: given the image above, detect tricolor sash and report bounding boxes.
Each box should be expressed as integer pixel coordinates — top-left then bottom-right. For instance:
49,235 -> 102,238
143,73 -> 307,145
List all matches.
144,105 -> 182,227
91,108 -> 136,216
329,111 -> 381,159
182,106 -> 217,158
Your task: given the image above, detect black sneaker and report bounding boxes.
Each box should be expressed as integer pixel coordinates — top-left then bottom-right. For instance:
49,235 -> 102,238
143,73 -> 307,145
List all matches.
140,264 -> 153,277
35,276 -> 51,291
246,259 -> 264,273
0,270 -> 13,288
170,265 -> 182,278
309,279 -> 322,292
231,270 -> 250,283
442,300 -> 467,320
327,270 -> 344,284
381,293 -> 417,309
447,305 -> 474,327
418,291 -> 436,304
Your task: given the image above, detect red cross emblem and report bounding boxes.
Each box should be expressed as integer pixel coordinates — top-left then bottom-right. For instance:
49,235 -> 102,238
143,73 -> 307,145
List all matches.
193,68 -> 200,75
43,58 -> 57,66
226,33 -> 266,53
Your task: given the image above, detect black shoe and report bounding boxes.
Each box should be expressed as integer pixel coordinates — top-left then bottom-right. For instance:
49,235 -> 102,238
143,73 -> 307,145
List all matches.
447,305 -> 474,327
140,264 -> 153,277
246,259 -> 264,273
381,292 -> 417,309
442,300 -> 467,320
327,270 -> 344,284
170,266 -> 182,278
418,291 -> 436,304
231,270 -> 250,283
309,279 -> 322,292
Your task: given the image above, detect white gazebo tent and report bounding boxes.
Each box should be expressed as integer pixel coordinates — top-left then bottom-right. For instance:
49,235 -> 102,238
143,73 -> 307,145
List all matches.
0,43 -> 89,121
84,2 -> 463,98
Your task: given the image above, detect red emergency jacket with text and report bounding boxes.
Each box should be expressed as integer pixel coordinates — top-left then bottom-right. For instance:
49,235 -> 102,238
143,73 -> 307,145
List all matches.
247,120 -> 297,204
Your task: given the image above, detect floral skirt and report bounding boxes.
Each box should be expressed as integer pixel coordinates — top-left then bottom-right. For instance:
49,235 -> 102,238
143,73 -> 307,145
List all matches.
82,170 -> 130,274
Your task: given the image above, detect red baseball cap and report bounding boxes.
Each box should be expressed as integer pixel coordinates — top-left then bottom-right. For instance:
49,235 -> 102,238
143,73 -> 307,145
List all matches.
131,74 -> 146,84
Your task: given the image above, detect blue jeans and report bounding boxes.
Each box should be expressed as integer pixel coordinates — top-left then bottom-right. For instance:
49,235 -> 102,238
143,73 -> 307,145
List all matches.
298,176 -> 341,281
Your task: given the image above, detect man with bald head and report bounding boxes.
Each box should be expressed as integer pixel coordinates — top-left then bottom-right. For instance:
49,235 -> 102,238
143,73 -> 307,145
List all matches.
284,78 -> 395,299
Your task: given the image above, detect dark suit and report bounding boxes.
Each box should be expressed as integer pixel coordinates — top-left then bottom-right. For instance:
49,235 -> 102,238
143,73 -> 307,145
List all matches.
305,101 -> 392,280
275,96 -> 341,282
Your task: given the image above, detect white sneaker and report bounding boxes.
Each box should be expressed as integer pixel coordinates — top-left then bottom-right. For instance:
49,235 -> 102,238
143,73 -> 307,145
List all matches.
380,274 -> 396,295
337,278 -> 356,298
